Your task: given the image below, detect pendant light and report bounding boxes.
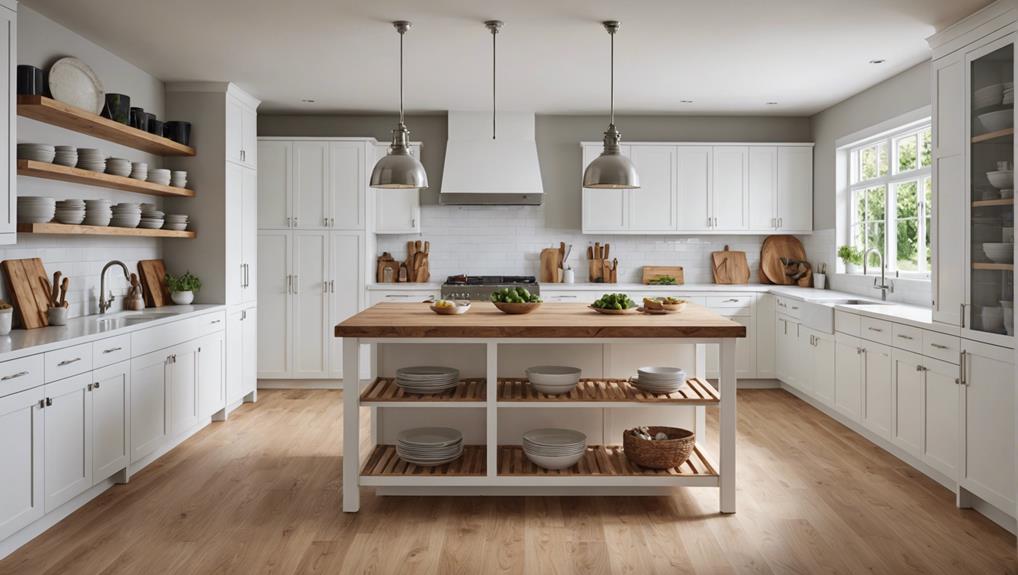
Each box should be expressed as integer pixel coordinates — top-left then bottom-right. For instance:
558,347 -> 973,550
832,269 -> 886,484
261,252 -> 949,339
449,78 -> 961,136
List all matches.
582,20 -> 640,190
485,20 -> 503,139
371,20 -> 429,189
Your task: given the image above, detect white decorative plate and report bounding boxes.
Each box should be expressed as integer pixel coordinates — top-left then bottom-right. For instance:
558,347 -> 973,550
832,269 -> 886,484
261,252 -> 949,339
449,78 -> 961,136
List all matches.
48,57 -> 105,114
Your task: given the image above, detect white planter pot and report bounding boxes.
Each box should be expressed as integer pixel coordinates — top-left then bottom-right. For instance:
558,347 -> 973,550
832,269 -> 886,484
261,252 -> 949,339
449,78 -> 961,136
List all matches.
845,262 -> 861,275
171,290 -> 194,305
0,308 -> 11,335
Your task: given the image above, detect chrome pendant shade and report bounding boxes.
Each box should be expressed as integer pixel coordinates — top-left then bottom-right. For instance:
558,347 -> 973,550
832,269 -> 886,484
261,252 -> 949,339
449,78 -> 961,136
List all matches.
583,20 -> 639,190
371,20 -> 429,189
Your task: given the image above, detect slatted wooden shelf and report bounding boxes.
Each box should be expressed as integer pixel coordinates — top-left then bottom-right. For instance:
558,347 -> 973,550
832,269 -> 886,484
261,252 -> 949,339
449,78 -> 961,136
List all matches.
18,160 -> 195,198
360,445 -> 486,477
17,223 -> 195,239
972,262 -> 1014,271
497,377 -> 719,405
360,377 -> 486,404
497,445 -> 717,477
971,127 -> 1014,144
972,197 -> 1014,207
18,95 -> 196,156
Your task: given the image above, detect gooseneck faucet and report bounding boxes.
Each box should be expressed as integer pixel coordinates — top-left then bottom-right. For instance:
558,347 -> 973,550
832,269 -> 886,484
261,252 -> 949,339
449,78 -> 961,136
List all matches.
99,260 -> 131,314
863,247 -> 893,301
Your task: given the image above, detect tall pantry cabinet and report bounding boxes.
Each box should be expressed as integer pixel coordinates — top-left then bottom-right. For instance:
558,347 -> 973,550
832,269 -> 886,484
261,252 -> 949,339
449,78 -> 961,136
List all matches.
164,82 -> 259,409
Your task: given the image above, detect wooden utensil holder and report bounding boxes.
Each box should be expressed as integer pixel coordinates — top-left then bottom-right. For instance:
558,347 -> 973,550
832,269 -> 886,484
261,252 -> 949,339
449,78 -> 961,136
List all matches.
588,259 -> 618,283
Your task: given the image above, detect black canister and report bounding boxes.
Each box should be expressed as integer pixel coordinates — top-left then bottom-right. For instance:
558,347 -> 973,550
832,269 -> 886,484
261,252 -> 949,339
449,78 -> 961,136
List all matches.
163,121 -> 191,146
130,107 -> 146,131
147,119 -> 164,137
103,93 -> 131,124
17,65 -> 44,96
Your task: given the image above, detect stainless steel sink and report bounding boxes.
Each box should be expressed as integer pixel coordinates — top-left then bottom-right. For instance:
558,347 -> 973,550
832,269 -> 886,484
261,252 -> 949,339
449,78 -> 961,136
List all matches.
93,311 -> 178,329
828,299 -> 889,306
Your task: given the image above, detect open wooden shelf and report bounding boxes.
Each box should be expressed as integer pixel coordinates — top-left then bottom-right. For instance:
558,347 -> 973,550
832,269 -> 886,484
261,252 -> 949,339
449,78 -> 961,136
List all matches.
360,377 -> 485,405
17,223 -> 195,239
17,96 -> 195,156
17,160 -> 195,198
497,377 -> 719,405
972,262 -> 1014,271
497,445 -> 717,477
972,197 -> 1014,207
361,445 -> 486,477
971,127 -> 1014,144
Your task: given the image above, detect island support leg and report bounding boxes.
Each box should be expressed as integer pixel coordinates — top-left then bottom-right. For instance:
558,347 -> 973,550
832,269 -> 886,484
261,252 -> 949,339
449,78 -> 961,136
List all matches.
343,337 -> 360,512
719,338 -> 737,514
486,343 -> 498,477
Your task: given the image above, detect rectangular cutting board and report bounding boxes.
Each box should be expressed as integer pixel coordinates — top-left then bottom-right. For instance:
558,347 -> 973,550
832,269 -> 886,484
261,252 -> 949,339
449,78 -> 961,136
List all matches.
2,258 -> 52,328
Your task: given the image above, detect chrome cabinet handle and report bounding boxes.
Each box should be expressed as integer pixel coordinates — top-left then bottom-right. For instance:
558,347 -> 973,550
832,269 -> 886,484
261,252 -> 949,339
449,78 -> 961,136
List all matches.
857,347 -> 865,354
960,303 -> 966,328
323,217 -> 329,227
896,334 -> 913,340
45,397 -> 52,407
58,357 -> 82,366
1,370 -> 28,381
915,364 -> 927,372
241,264 -> 246,288
287,275 -> 293,294
286,217 -> 292,228
103,347 -> 123,354
411,217 -> 416,228
210,319 -> 222,325
293,217 -> 298,227
724,298 -> 739,303
94,381 -> 101,389
958,351 -> 967,386
330,280 -> 335,293
707,216 -> 712,228
867,327 -> 883,333
930,343 -> 949,350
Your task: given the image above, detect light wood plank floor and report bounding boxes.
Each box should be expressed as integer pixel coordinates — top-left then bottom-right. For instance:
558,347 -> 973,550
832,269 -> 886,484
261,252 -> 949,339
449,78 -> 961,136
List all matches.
1,389 -> 1015,574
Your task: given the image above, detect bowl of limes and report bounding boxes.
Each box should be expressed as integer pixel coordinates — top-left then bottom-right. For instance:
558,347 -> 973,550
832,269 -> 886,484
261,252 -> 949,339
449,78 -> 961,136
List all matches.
490,287 -> 542,314
589,293 -> 638,314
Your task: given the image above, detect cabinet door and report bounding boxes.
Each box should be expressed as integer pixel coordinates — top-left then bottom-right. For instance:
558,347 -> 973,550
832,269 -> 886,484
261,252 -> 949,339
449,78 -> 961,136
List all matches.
293,232 -> 330,377
628,145 -> 676,231
792,324 -> 812,394
130,349 -> 170,462
198,333 -> 225,420
835,335 -> 863,418
225,163 -> 244,304
329,141 -> 366,230
226,97 -> 243,165
257,231 -> 291,378
748,146 -> 777,231
226,309 -> 244,404
774,316 -> 789,384
581,144 -> 628,231
0,7 -> 14,242
755,294 -> 776,379
706,314 -> 754,379
242,307 -> 258,396
711,146 -> 748,230
862,343 -> 892,439
675,146 -> 712,232
960,343 -> 1015,511
169,343 -> 198,435
376,189 -> 420,234
292,142 -> 329,229
242,105 -> 258,168
44,373 -> 93,511
930,54 -> 965,325
0,385 -> 44,541
891,350 -> 924,458
776,146 -> 813,232
241,167 -> 259,303
923,357 -> 959,478
330,233 -> 365,378
92,361 -> 130,482
811,332 -> 836,406
257,141 -> 291,228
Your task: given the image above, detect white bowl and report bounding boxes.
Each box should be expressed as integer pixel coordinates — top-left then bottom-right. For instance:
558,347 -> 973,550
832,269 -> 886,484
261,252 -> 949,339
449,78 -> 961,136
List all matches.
981,306 -> 1004,332
978,109 -> 1014,133
523,450 -> 584,470
983,243 -> 1014,263
987,170 -> 1014,189
526,366 -> 581,387
974,84 -> 1004,108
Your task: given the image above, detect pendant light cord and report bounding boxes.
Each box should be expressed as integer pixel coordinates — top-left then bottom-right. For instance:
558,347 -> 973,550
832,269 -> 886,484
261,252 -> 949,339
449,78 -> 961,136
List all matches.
492,27 -> 496,139
399,29 -> 405,125
609,29 -> 614,125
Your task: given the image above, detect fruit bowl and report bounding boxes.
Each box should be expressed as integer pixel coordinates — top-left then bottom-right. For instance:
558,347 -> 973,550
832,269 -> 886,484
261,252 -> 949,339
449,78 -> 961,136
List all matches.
430,300 -> 470,315
493,301 -> 541,314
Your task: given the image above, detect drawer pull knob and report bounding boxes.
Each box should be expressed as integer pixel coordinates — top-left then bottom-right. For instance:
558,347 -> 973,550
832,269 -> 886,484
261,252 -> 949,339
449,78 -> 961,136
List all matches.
210,319 -> 222,325
57,357 -> 82,366
103,347 -> 123,354
897,334 -> 913,340
2,370 -> 28,381
867,327 -> 883,332
930,343 -> 949,350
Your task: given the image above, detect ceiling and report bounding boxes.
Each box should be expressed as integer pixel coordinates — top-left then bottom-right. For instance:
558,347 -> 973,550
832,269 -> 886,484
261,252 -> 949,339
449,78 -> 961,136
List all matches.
24,0 -> 991,115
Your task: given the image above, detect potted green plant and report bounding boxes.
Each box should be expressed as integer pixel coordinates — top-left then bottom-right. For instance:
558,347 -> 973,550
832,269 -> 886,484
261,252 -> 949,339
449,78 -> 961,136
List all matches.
837,245 -> 863,274
165,271 -> 202,305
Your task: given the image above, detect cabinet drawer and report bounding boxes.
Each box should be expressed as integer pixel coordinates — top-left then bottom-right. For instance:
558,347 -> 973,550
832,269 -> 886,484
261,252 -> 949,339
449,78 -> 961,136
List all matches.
543,292 -> 588,303
44,343 -> 93,382
835,310 -> 860,336
891,323 -> 923,354
923,331 -> 961,364
775,296 -> 802,319
93,334 -> 131,368
0,354 -> 45,397
707,295 -> 754,313
132,311 -> 227,357
369,291 -> 438,305
859,316 -> 892,345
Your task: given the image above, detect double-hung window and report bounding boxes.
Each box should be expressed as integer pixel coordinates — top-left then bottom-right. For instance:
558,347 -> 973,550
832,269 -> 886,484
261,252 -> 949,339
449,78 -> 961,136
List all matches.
848,121 -> 933,275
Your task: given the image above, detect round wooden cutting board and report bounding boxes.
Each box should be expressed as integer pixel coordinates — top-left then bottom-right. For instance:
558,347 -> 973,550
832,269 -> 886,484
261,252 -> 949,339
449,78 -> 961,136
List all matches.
759,235 -> 807,285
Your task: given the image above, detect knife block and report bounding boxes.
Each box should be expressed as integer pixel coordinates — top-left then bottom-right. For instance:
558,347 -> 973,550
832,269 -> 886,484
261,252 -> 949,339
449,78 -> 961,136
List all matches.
588,259 -> 618,283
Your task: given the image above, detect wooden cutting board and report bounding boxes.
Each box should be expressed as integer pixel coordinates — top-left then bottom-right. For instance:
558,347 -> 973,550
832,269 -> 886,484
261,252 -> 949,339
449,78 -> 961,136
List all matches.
539,248 -> 562,283
137,259 -> 170,307
641,266 -> 684,285
759,235 -> 808,285
711,245 -> 750,284
1,258 -> 52,329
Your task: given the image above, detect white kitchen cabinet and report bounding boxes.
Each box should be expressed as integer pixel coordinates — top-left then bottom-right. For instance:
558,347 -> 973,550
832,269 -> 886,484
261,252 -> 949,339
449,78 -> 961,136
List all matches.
776,146 -> 813,232
862,342 -> 893,440
241,307 -> 258,398
754,295 -> 776,379
227,307 -> 257,403
628,145 -> 676,232
775,314 -> 805,390
197,332 -> 225,420
959,340 -> 1014,513
923,356 -> 959,478
675,146 -> 712,232
330,233 -> 369,379
91,361 -> 130,482
804,328 -> 836,405
581,143 -> 629,232
43,373 -> 93,512
329,141 -> 366,230
707,313 -> 755,379
257,140 -> 291,229
835,333 -> 864,419
225,163 -> 258,306
292,231 -> 331,377
748,146 -> 777,231
0,5 -> 14,244
711,146 -> 748,231
130,349 -> 170,463
257,231 -> 291,378
227,94 -> 258,168
891,349 -> 925,458
374,144 -> 422,234
293,141 -> 330,230
168,343 -> 198,436
0,385 -> 44,541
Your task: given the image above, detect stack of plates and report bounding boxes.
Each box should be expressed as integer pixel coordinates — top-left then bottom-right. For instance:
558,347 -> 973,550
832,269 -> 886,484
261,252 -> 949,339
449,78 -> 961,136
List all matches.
140,205 -> 164,229
130,161 -> 148,181
395,366 -> 459,394
84,199 -> 113,226
77,148 -> 106,173
55,199 -> 85,224
522,428 -> 586,470
17,143 -> 55,163
171,170 -> 187,188
111,202 -> 141,228
54,146 -> 77,167
147,168 -> 171,186
396,427 -> 463,467
526,365 -> 581,395
632,366 -> 687,394
17,196 -> 55,224
105,157 -> 132,177
164,214 -> 189,231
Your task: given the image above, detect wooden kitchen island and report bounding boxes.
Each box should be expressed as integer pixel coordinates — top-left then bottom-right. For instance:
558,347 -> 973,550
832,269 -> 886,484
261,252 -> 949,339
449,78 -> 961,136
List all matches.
335,302 -> 745,513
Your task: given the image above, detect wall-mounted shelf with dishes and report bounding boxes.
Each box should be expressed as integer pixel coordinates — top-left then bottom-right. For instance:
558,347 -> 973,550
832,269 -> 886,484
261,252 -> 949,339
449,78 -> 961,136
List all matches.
17,95 -> 195,156
16,222 -> 195,239
17,160 -> 195,198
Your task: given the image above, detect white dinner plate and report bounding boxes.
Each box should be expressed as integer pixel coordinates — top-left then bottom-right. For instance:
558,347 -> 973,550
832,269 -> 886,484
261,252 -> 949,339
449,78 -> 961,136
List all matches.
48,57 -> 105,114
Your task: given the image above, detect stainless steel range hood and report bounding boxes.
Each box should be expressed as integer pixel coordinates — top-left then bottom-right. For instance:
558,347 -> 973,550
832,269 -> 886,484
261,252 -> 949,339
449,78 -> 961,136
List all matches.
440,111 -> 544,205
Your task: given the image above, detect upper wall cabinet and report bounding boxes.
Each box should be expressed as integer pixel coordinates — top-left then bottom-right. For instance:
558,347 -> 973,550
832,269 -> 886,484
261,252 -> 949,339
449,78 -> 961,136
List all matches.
0,4 -> 14,245
373,143 -> 422,234
580,142 -> 813,235
226,95 -> 258,169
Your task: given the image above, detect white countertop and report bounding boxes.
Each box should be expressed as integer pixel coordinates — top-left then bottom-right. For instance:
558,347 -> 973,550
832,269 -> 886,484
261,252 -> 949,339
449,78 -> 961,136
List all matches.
0,305 -> 226,362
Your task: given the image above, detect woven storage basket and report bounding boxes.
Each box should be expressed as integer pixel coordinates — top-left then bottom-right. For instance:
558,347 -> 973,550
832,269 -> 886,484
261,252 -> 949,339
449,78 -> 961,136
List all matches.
623,426 -> 695,469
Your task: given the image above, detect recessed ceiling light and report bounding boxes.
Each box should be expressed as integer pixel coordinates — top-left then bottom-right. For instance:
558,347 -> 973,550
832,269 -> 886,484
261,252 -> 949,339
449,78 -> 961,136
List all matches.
869,59 -> 886,64
766,101 -> 778,105
301,98 -> 316,103
680,100 -> 694,104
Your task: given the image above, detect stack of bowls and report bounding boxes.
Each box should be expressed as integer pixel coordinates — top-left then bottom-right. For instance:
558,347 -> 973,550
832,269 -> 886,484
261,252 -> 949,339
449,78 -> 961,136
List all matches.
147,168 -> 171,186
105,157 -> 132,177
394,366 -> 459,394
54,146 -> 77,167
84,199 -> 113,226
974,83 -> 1005,109
171,170 -> 187,188
111,203 -> 141,228
632,366 -> 687,394
982,242 -> 1014,263
522,428 -> 587,470
16,196 -> 55,223
164,214 -> 189,231
140,206 -> 164,229
978,109 -> 1014,133
130,161 -> 148,181
17,143 -> 55,163
396,427 -> 463,467
77,148 -> 106,173
526,365 -> 581,395
981,306 -> 1005,333
54,199 -> 85,224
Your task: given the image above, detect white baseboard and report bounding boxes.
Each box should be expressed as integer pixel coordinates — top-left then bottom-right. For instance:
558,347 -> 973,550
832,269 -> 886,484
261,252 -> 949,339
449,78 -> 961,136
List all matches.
376,486 -> 682,497
258,379 -> 343,390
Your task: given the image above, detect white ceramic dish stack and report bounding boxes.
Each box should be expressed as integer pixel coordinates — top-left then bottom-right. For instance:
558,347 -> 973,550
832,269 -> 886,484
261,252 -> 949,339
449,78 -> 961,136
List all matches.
978,109 -> 1014,133
105,157 -> 132,177
16,196 -> 55,224
981,306 -> 1004,333
54,145 -> 77,167
147,168 -> 171,186
17,143 -> 55,163
396,427 -> 464,467
130,161 -> 148,181
54,199 -> 86,225
987,169 -> 1014,189
394,366 -> 460,394
171,170 -> 188,188
632,366 -> 687,394
84,199 -> 113,226
163,214 -> 189,231
522,428 -> 587,470
140,205 -> 165,229
526,366 -> 581,395
76,148 -> 106,173
982,242 -> 1014,263
111,202 -> 141,228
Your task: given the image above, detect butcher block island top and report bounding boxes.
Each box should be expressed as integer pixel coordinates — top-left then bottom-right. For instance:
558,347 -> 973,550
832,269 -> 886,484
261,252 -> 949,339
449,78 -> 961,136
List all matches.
335,302 -> 747,339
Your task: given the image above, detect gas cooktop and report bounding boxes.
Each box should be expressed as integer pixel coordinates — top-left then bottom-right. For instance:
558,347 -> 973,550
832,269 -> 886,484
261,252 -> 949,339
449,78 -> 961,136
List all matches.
442,275 -> 539,300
